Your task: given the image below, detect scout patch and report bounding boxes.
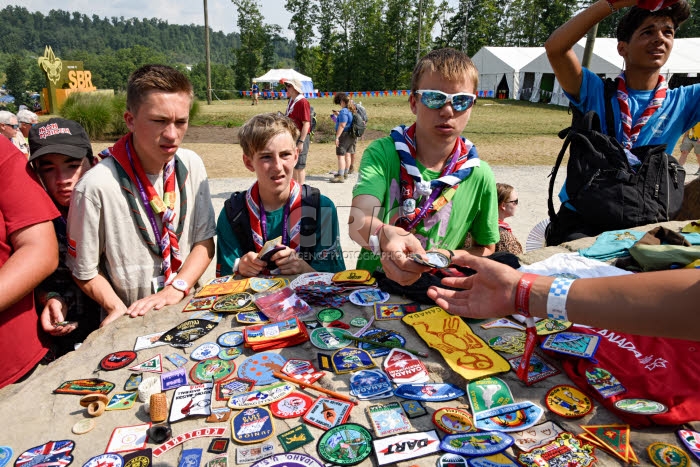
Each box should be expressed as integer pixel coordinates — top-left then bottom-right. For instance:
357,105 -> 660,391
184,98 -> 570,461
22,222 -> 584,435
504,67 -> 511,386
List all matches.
106,423 -> 151,453
166,353 -> 188,368
432,407 -> 474,434
178,448 -> 202,467
129,354 -> 163,373
204,455 -> 228,467
403,306 -> 511,380
281,359 -> 323,385
235,442 -> 274,464
83,453 -> 124,467
350,317 -> 368,327
123,448 -> 152,467
303,397 -> 353,430
72,418 -> 96,435
219,347 -> 242,361
317,307 -> 344,323
333,269 -> 371,283
510,421 -> 565,452
519,433 -> 595,467
243,318 -> 309,350
250,454 -> 324,467
190,309 -> 224,323
536,318 -> 572,335
367,402 -> 412,437
189,357 -> 235,384
317,353 -> 333,371
473,401 -> 544,432
196,277 -> 248,297
310,327 -> 352,350
0,447 -> 11,467
161,368 -> 188,391
208,438 -> 230,454
191,342 -> 221,361
467,453 -> 520,467
159,319 -> 218,348
350,369 -> 393,400
357,329 -> 406,357
488,333 -> 526,354
206,407 -> 232,423
227,382 -> 294,410
580,424 -> 632,463
394,382 -> 465,402
269,392 -> 314,418
373,430 -> 441,466
169,383 -> 213,423
253,287 -> 313,322
436,453 -> 469,467
585,367 -> 626,398
249,277 -> 279,293
236,311 -> 269,324
507,353 -> 560,385
106,392 -> 138,411
545,385 -> 593,418
218,331 -> 244,348
124,373 -> 142,392
231,407 -> 274,444
614,398 -> 668,415
213,293 -> 256,313
374,302 -> 420,320
278,425 -> 315,452
401,400 -> 427,418
467,376 -> 513,415
183,295 -> 217,312
481,318 -> 525,331
349,288 -> 390,306
317,423 -> 374,466
100,351 -> 137,371
134,332 -> 167,351
237,352 -> 287,385
215,377 -> 254,401
541,332 -> 600,359
54,378 -> 114,395
152,427 -> 226,457
14,440 -> 74,467
678,430 -> 700,462
332,348 -> 375,374
440,432 -> 514,457
383,348 -> 429,384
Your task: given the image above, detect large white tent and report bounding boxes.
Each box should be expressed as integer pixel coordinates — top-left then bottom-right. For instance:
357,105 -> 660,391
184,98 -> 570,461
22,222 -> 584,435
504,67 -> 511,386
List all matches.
253,68 -> 315,95
471,47 -> 545,99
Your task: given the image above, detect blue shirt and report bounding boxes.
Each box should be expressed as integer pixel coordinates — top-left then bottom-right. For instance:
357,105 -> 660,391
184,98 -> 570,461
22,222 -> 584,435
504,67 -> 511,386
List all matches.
336,108 -> 353,132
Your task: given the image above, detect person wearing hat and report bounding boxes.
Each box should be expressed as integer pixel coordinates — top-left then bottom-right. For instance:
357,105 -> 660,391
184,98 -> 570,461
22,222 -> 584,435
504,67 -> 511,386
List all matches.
17,109 -> 39,139
28,118 -> 101,357
0,110 -> 29,157
281,78 -> 311,185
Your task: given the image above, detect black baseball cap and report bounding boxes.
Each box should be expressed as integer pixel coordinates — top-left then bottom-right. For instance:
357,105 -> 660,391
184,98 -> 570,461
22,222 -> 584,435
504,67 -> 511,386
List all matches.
28,118 -> 93,163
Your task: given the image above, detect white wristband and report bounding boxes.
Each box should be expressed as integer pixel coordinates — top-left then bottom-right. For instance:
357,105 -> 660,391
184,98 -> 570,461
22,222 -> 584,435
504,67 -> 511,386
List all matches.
232,258 -> 241,274
546,277 -> 575,322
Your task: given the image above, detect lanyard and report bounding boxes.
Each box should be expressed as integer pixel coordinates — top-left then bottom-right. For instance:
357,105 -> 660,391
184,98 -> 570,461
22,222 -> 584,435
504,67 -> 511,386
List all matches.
125,140 -> 163,246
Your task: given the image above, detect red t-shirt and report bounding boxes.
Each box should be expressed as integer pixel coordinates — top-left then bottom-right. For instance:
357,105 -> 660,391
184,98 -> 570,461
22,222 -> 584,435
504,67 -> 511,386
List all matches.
286,97 -> 311,133
0,138 -> 60,388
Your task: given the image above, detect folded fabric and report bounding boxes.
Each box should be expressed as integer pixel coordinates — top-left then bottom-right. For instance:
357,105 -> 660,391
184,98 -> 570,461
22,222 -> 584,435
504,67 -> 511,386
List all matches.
579,230 -> 646,261
629,244 -> 700,271
519,252 -> 632,279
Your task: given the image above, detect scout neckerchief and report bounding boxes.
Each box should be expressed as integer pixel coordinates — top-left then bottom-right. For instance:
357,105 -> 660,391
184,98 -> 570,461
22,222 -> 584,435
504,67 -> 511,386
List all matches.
391,124 -> 480,231
246,179 -> 302,252
104,133 -> 187,283
616,72 -> 667,150
498,219 -> 512,231
285,94 -> 305,116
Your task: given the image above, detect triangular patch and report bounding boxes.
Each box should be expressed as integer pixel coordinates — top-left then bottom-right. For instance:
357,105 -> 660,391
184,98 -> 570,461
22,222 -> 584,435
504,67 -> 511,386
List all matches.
581,424 -> 631,463
129,354 -> 163,373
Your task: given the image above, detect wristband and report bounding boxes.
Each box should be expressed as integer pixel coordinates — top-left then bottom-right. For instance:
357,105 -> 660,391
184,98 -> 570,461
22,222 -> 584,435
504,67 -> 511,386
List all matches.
369,223 -> 384,256
297,139 -> 304,144
546,277 -> 575,322
515,274 -> 539,317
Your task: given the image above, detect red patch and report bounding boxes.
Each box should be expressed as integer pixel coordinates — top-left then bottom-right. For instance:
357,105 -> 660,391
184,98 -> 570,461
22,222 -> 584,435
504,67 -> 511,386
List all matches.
68,237 -> 77,257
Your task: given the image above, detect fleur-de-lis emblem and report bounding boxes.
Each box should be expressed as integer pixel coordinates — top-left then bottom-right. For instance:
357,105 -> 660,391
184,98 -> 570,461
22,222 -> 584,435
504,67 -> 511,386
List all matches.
37,45 -> 63,85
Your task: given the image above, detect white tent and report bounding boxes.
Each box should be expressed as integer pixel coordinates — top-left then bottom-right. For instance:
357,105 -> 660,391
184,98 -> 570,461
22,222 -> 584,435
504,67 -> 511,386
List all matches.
253,68 -> 315,96
471,47 -> 545,99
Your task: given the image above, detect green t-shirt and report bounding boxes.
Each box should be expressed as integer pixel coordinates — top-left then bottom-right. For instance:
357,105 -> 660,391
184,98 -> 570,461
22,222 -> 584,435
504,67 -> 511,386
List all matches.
353,136 -> 499,273
216,193 -> 345,276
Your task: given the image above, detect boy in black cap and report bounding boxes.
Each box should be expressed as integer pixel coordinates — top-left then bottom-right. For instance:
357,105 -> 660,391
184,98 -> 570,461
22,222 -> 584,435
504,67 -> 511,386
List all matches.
29,118 -> 101,356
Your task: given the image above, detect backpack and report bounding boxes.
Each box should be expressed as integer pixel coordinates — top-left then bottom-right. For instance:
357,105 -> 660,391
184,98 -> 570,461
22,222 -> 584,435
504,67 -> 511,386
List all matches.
309,105 -> 317,136
545,78 -> 685,246
355,103 -> 368,123
223,184 -> 321,265
350,110 -> 366,138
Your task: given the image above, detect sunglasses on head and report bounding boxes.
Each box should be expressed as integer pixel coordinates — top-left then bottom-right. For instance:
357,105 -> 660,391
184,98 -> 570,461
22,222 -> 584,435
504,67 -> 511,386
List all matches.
414,89 -> 477,112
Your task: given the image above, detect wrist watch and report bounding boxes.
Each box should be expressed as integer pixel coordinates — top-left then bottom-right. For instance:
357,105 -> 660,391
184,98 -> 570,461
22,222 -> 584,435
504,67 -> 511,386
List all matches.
369,224 -> 384,256
171,278 -> 190,295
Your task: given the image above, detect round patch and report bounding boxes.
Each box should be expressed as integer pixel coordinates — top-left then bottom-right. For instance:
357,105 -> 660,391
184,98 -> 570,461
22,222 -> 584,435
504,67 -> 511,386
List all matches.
290,272 -> 335,290
72,418 -> 96,435
614,398 -> 668,415
190,342 -> 221,361
424,251 -> 450,268
349,288 -> 390,306
218,347 -> 242,361
82,453 -> 124,467
269,392 -> 315,418
647,442 -> 690,467
251,453 -> 325,467
217,331 -> 244,347
317,423 -> 373,465
350,317 -> 368,327
213,292 -> 255,312
545,385 -> 593,418
189,357 -> 235,383
432,407 -> 475,434
436,453 -> 469,467
317,307 -> 344,323
237,352 -> 288,385
99,351 -> 137,371
309,327 -> 353,350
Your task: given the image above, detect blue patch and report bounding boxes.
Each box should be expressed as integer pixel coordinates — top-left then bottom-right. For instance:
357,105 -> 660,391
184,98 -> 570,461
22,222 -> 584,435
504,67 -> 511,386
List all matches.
332,348 -> 375,373
166,353 -> 189,368
161,368 -> 188,391
350,370 -> 392,400
358,329 -> 406,357
394,383 -> 465,402
232,407 -> 275,444
473,401 -> 544,432
218,331 -> 244,347
440,432 -> 514,457
178,448 -> 202,467
0,447 -> 13,467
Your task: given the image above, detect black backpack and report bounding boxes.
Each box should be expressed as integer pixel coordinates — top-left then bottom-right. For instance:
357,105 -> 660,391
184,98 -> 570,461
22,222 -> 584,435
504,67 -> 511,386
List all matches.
546,78 -> 685,246
223,184 -> 321,265
350,111 -> 366,137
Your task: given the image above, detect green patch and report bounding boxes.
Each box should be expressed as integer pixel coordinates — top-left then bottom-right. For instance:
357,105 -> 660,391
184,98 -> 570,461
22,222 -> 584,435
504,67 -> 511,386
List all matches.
277,424 -> 314,452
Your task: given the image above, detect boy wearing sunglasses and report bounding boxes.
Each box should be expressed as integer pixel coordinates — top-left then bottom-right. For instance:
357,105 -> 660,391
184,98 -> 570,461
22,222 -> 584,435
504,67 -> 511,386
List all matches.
349,47 -> 499,286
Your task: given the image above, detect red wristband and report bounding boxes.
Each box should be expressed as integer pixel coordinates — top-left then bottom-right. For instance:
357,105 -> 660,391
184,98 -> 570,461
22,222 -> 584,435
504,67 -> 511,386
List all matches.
515,273 -> 538,317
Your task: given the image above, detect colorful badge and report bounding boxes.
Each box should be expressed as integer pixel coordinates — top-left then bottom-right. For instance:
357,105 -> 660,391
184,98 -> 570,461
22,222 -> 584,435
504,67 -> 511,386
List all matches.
357,329 -> 406,357
467,376 -> 513,415
100,350 -> 137,371
124,373 -> 142,392
535,318 -> 572,335
580,424 -> 632,463
54,378 -> 114,395
507,353 -> 560,385
191,342 -> 221,361
190,309 -> 224,323
206,407 -> 232,423
541,332 -> 600,358
133,332 -> 167,351
432,407 -> 475,434
214,292 -> 256,312
166,353 -> 189,368
83,453 -> 124,467
231,407 -> 274,444
350,369 -> 393,400
585,367 -> 626,398
249,277 -> 279,293
401,400 -> 427,418
0,447 -> 12,467
237,352 -> 287,385
440,432 -> 514,457
128,354 -> 163,373
208,438 -> 229,454
178,448 -> 202,467
393,383 -> 465,402
678,430 -> 700,462
106,392 -> 138,411
169,383 -> 213,423
467,453 -> 520,467
436,453 -> 469,467
373,430 -> 441,466
152,427 -> 226,457
331,348 -> 375,374
159,319 -> 218,348
545,385 -> 593,418
519,434 -> 596,467
106,423 -> 151,453
218,347 -> 241,361
217,331 -> 244,347
269,392 -> 314,418
250,453 -> 324,467
236,311 -> 269,324
278,424 -> 314,452
383,348 -> 429,383
215,377 -> 255,401
473,401 -> 544,432
161,368 -> 188,391
236,442 -> 275,465
281,359 -> 324,385
481,318 -> 525,331
349,288 -> 390,306
196,277 -> 248,297
123,448 -> 152,467
488,333 -> 526,354
310,327 -> 352,350
317,307 -> 344,322
403,306 -> 511,380
614,398 -> 668,415
367,402 -> 412,437
333,269 -> 372,283
183,295 -> 217,312
350,317 -> 368,327
374,303 -> 420,320
510,421 -> 565,452
227,382 -> 294,410
204,455 -> 228,467
303,397 -> 353,430
190,357 -> 235,384
317,423 -> 373,466
14,440 -> 74,466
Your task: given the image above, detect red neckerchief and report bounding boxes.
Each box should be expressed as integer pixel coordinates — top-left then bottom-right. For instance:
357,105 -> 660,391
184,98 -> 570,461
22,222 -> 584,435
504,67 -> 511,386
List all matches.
498,220 -> 512,231
246,179 -> 303,252
616,72 -> 667,150
108,133 -> 182,282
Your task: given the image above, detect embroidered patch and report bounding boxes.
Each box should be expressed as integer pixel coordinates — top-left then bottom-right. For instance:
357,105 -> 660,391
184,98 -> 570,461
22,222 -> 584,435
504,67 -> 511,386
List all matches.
373,430 -> 441,466
217,331 -> 244,347
133,332 -> 167,351
152,427 -> 226,457
585,367 -> 626,398
100,351 -> 137,371
169,383 -> 213,423
349,288 -> 390,306
249,453 -> 324,467
309,327 -> 352,350
317,423 -> 373,466
237,352 -> 287,385
677,430 -> 700,462
366,402 -> 412,437
54,378 -> 115,395
235,441 -> 274,464
440,432 -> 514,457
178,449 -> 202,467
83,453 -> 124,467
183,295 -> 218,312
581,424 -> 632,463
357,329 -> 406,357
14,440 -> 74,466
518,433 -> 596,467
541,332 -> 600,358
206,407 -> 232,423
124,373 -> 142,392
614,398 -> 668,415
545,385 -> 593,418
332,347 -> 375,374
507,353 -> 560,385
277,424 -> 314,452
535,318 -> 572,335
122,448 -> 152,467
165,353 -> 188,368
303,397 -> 353,430
350,369 -> 393,400
160,368 -> 187,391
208,438 -> 229,454
214,292 -> 256,312
106,423 -> 151,453
481,318 -> 525,331
393,383 -> 465,402
467,453 -> 520,467
191,342 -> 221,361
281,359 -> 324,385
467,376 -> 513,415
231,407 -> 274,444
196,277 -> 248,297
473,401 -> 544,432
106,392 -> 138,411
509,421 -> 565,452
159,319 -> 218,348
227,382 -> 294,410
488,333 -> 526,354
269,392 -> 314,418
189,357 -> 235,384
432,407 -> 474,434
401,400 -> 427,418
215,377 -> 255,401
374,302 -> 420,320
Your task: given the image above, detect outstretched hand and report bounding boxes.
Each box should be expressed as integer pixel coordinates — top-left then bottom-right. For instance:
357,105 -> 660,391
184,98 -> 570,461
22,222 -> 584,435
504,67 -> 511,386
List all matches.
40,297 -> 77,336
379,226 -> 431,286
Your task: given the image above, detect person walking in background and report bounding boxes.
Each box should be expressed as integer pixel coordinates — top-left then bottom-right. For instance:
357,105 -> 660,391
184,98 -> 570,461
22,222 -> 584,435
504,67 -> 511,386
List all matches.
495,183 -> 523,255
0,110 -> 29,157
251,82 -> 259,106
281,78 -> 311,185
679,122 -> 700,175
330,92 -> 357,183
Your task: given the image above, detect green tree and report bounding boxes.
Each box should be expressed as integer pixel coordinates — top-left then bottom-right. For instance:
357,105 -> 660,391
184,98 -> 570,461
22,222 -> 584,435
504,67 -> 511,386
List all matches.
286,0 -> 316,74
232,0 -> 269,89
4,55 -> 28,106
